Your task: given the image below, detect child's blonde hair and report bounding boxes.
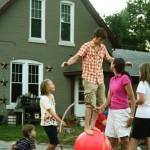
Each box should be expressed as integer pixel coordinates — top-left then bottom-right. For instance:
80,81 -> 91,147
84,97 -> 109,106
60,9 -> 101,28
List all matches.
140,63 -> 150,84
40,79 -> 51,95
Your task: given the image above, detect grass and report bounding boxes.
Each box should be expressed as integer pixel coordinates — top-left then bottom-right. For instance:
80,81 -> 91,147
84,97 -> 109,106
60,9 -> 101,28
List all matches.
58,126 -> 83,145
0,125 -> 83,145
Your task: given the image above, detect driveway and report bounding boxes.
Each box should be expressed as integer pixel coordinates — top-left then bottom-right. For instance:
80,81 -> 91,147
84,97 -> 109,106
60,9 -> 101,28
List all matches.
0,141 -> 73,150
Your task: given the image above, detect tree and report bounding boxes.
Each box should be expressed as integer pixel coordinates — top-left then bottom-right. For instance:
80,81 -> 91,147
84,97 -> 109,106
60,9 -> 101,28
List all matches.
105,0 -> 150,51
105,10 -> 130,49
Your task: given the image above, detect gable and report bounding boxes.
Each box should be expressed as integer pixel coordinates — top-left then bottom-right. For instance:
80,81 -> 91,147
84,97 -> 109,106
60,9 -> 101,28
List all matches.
81,0 -> 120,48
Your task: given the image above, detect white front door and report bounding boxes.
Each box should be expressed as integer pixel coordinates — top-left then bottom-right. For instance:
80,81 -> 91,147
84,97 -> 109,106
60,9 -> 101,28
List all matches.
74,77 -> 85,117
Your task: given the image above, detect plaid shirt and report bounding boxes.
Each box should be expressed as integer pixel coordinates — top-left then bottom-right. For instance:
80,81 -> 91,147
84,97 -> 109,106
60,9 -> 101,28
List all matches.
77,41 -> 112,84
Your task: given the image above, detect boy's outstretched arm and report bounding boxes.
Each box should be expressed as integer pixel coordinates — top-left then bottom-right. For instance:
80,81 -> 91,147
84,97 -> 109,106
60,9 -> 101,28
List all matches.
61,53 -> 80,67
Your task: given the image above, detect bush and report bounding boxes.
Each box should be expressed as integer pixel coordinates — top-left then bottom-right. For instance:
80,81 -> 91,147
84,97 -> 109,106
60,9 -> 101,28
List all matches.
64,114 -> 80,127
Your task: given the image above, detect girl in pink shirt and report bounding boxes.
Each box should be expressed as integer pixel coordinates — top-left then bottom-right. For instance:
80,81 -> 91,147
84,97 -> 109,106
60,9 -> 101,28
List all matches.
104,58 -> 136,150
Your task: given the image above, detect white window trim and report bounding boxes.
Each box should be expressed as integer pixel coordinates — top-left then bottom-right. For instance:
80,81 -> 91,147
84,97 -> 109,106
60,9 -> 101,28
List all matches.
28,38 -> 47,44
28,0 -> 46,44
59,0 -> 75,47
7,59 -> 43,109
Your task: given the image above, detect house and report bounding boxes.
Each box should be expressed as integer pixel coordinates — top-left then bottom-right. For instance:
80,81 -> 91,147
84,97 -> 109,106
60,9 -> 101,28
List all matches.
0,0 -> 119,120
113,49 -> 150,93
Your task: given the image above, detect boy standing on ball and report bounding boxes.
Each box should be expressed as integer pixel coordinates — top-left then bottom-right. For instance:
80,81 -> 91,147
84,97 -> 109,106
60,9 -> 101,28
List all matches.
61,28 -> 113,135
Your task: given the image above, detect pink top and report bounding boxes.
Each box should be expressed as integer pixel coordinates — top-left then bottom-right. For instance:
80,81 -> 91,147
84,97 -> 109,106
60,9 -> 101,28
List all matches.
109,74 -> 131,109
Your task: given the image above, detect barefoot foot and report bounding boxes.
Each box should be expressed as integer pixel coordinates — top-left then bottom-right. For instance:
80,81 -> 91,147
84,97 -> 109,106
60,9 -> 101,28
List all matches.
92,127 -> 101,132
84,129 -> 94,135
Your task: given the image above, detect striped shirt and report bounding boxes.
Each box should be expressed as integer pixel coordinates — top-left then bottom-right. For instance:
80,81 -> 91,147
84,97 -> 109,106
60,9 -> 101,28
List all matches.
77,41 -> 112,84
12,138 -> 36,150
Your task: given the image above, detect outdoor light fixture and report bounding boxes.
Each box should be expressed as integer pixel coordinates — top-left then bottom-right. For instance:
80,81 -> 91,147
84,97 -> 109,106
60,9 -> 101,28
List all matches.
0,79 -> 8,87
46,65 -> 53,72
0,62 -> 8,69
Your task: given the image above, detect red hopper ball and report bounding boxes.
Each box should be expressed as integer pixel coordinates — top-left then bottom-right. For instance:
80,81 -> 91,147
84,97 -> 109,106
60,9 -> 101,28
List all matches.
74,130 -> 111,150
103,136 -> 112,150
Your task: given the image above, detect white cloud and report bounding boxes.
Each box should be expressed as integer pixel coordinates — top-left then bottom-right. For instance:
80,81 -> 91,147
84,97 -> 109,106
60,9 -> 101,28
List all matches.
89,0 -> 128,16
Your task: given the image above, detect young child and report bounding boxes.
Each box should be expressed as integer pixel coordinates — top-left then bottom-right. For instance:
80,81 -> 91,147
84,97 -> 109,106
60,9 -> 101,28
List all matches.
40,79 -> 66,150
95,112 -> 107,132
130,63 -> 150,150
12,124 -> 36,150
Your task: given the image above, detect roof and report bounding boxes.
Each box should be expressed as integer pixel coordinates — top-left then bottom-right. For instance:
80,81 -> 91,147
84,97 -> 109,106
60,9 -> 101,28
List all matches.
0,0 -> 119,48
0,0 -> 16,16
113,49 -> 150,76
63,61 -> 110,76
81,0 -> 120,48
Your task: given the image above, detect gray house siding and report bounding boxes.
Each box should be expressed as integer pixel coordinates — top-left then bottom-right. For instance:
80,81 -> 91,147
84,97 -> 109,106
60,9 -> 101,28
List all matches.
0,0 -> 113,115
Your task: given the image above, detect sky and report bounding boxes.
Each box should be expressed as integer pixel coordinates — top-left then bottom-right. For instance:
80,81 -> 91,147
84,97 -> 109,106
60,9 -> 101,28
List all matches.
89,0 -> 128,17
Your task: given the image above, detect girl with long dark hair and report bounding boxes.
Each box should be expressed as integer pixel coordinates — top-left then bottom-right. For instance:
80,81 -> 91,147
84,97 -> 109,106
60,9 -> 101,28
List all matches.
103,58 -> 136,150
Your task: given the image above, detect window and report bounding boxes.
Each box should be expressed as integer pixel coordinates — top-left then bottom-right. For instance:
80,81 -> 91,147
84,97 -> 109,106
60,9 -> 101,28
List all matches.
28,0 -> 46,43
28,65 -> 39,96
11,64 -> 23,103
59,1 -> 75,46
10,60 -> 43,103
61,4 -> 71,41
31,0 -> 42,38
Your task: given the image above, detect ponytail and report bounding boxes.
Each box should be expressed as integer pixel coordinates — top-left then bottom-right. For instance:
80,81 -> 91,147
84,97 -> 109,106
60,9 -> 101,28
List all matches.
122,71 -> 132,82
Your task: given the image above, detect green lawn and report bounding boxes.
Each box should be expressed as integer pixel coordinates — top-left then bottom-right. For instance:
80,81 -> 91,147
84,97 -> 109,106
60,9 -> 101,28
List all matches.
0,125 -> 83,145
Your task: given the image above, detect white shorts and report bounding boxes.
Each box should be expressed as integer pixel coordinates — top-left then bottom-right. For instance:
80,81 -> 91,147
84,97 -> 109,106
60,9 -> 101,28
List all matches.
105,108 -> 131,138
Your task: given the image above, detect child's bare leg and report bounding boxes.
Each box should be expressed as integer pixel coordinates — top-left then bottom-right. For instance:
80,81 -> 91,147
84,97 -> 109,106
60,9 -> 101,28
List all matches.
120,137 -> 130,150
130,138 -> 138,150
84,105 -> 94,135
47,144 -> 56,150
109,138 -> 119,150
90,109 -> 100,132
83,80 -> 98,135
93,84 -> 106,131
